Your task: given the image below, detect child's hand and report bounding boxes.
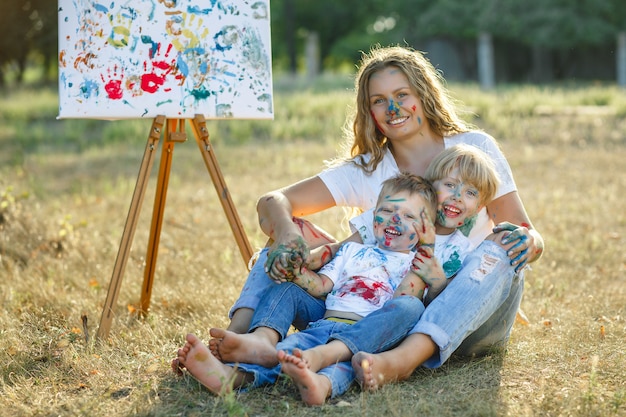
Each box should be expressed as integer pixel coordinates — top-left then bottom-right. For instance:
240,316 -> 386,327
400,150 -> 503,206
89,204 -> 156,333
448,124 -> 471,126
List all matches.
414,208 -> 436,247
411,245 -> 445,288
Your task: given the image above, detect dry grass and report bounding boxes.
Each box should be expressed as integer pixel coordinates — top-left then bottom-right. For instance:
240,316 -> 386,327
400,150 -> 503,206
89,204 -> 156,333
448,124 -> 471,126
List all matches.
1,82 -> 625,416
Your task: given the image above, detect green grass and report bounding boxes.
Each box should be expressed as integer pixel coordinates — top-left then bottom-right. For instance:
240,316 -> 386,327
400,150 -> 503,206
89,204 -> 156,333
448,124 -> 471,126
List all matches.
1,77 -> 625,416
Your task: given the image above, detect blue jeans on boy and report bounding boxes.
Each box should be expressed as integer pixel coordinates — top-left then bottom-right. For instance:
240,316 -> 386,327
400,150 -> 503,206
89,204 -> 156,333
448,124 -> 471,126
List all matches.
234,296 -> 425,398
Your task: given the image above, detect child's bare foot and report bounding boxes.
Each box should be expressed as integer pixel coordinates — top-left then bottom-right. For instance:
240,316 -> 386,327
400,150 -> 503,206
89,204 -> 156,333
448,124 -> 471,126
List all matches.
209,327 -> 279,367
176,333 -> 243,395
278,350 -> 331,406
352,352 -> 383,391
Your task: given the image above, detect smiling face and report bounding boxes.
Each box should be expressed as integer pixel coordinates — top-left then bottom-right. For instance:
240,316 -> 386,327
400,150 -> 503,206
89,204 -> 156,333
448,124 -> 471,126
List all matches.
433,166 -> 483,234
373,190 -> 425,253
368,66 -> 428,141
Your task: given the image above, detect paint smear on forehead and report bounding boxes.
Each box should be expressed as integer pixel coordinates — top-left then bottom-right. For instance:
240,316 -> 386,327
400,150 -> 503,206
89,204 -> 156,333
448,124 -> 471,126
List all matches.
383,195 -> 407,203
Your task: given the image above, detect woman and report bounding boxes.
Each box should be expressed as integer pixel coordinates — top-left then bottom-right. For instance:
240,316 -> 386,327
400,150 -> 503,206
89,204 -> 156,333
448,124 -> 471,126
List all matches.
217,45 -> 543,386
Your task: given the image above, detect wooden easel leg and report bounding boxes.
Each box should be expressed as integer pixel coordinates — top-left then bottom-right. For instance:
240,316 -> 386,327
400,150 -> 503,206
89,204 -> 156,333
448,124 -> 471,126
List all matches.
97,116 -> 165,340
139,119 -> 187,315
190,114 -> 254,264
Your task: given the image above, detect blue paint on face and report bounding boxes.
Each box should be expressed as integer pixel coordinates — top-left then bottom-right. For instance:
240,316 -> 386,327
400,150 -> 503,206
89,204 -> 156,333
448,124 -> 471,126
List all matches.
387,99 -> 401,117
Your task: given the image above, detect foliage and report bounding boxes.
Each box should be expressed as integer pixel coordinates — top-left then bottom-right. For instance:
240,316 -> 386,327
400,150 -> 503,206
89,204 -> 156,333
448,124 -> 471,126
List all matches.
3,1 -> 626,83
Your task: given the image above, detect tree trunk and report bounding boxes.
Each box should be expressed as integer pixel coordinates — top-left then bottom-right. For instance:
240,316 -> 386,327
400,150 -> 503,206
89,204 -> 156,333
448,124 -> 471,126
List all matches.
284,0 -> 297,75
477,32 -> 495,90
305,31 -> 320,79
530,46 -> 553,83
617,31 -> 626,88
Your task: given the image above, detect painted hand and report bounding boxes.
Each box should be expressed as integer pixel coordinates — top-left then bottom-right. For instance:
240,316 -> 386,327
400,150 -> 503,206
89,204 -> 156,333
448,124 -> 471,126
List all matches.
414,208 -> 436,248
265,236 -> 309,283
493,222 -> 536,273
411,245 -> 445,287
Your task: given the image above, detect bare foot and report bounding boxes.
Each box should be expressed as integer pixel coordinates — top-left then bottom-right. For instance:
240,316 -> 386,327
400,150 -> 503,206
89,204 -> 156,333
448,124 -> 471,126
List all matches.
278,350 -> 331,406
209,327 -> 279,367
176,333 -> 243,395
352,352 -> 383,391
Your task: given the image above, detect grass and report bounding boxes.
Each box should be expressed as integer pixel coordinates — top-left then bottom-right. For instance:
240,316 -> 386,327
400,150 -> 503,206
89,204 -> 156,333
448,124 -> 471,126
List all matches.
1,77 -> 625,416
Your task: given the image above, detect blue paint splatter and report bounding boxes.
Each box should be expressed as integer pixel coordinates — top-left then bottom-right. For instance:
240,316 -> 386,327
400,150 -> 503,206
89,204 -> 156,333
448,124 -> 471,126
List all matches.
141,35 -> 159,58
79,79 -> 99,99
94,3 -> 108,13
190,86 -> 212,100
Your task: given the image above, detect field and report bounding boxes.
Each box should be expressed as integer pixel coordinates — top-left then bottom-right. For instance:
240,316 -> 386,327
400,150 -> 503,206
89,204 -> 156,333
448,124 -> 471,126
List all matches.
1,77 -> 625,417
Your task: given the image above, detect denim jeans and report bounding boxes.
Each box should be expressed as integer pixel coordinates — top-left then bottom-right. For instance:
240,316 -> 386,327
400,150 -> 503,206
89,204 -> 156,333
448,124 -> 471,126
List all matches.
228,248 -> 275,319
411,240 -> 522,368
235,295 -> 425,398
249,280 -> 326,337
231,247 -> 327,333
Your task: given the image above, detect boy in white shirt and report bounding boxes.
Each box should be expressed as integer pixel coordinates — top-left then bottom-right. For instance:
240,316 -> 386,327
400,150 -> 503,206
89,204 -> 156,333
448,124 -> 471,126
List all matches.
173,173 -> 438,398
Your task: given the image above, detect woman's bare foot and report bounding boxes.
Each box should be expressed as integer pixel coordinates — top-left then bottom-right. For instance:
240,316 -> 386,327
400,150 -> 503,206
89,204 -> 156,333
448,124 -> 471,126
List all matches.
176,333 -> 245,395
278,350 -> 331,406
352,352 -> 384,391
209,327 -> 279,367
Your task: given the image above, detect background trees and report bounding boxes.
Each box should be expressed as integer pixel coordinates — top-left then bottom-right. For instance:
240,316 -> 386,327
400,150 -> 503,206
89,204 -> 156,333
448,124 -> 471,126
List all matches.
2,0 -> 625,85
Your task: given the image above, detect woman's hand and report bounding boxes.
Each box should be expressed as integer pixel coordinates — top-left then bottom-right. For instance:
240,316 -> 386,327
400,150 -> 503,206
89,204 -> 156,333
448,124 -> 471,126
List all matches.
492,222 -> 537,273
264,234 -> 309,283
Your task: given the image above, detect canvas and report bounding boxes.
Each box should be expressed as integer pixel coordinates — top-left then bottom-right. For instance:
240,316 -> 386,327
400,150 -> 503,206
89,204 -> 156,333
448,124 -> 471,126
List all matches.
58,0 -> 273,120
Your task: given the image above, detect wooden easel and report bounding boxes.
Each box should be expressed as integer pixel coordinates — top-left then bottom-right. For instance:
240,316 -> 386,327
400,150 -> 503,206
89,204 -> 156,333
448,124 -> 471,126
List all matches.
96,114 -> 253,339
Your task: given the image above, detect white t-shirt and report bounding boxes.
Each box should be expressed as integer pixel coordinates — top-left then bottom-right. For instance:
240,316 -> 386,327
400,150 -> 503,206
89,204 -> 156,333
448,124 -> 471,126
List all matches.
318,242 -> 412,318
318,131 -> 516,247
349,209 -> 472,279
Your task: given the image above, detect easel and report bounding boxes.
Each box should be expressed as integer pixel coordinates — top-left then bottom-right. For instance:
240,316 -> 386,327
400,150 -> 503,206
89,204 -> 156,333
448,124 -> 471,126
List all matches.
96,114 -> 253,339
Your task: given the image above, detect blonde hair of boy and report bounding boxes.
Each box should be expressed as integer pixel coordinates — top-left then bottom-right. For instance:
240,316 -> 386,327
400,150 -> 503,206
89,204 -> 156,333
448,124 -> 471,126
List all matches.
424,144 -> 500,207
376,172 -> 438,224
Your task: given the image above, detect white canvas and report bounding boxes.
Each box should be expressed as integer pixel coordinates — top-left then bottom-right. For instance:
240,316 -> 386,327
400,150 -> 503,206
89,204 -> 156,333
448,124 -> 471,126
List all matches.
58,0 -> 273,120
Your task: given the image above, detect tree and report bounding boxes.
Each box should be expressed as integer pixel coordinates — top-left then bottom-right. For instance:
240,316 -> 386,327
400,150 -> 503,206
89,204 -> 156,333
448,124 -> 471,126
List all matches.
0,0 -> 56,85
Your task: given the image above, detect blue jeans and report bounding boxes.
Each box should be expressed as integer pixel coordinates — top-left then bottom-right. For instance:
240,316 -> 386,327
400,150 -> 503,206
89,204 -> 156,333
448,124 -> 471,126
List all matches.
412,240 -> 522,368
234,295 -> 424,398
249,280 -> 326,337
232,247 -> 327,333
229,248 -> 275,319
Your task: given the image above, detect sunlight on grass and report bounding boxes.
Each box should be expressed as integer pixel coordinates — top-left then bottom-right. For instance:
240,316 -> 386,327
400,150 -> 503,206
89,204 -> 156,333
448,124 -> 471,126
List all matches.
1,79 -> 625,416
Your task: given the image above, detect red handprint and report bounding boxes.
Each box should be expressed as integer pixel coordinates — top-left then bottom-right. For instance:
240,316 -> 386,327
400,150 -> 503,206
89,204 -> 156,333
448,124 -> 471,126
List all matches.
140,43 -> 177,94
101,66 -> 124,100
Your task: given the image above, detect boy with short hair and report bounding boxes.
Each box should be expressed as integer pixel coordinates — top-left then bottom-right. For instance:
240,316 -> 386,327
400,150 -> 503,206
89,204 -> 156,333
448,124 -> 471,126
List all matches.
174,173 -> 438,398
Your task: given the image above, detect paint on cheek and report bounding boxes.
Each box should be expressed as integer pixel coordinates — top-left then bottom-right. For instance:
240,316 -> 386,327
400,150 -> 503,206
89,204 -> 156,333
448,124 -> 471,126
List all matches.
417,116 -> 422,125
370,110 -> 385,132
412,105 -> 416,112
374,215 -> 384,225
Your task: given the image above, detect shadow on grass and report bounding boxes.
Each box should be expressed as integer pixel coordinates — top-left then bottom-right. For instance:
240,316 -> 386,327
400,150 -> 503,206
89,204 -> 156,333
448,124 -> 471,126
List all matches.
142,351 -> 507,417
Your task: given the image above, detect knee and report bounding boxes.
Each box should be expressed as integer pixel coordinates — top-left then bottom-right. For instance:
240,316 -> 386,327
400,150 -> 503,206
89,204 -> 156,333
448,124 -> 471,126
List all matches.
390,295 -> 425,315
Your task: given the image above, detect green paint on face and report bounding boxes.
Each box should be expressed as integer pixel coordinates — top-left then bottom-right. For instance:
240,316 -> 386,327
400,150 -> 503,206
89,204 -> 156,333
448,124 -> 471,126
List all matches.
458,214 -> 478,237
